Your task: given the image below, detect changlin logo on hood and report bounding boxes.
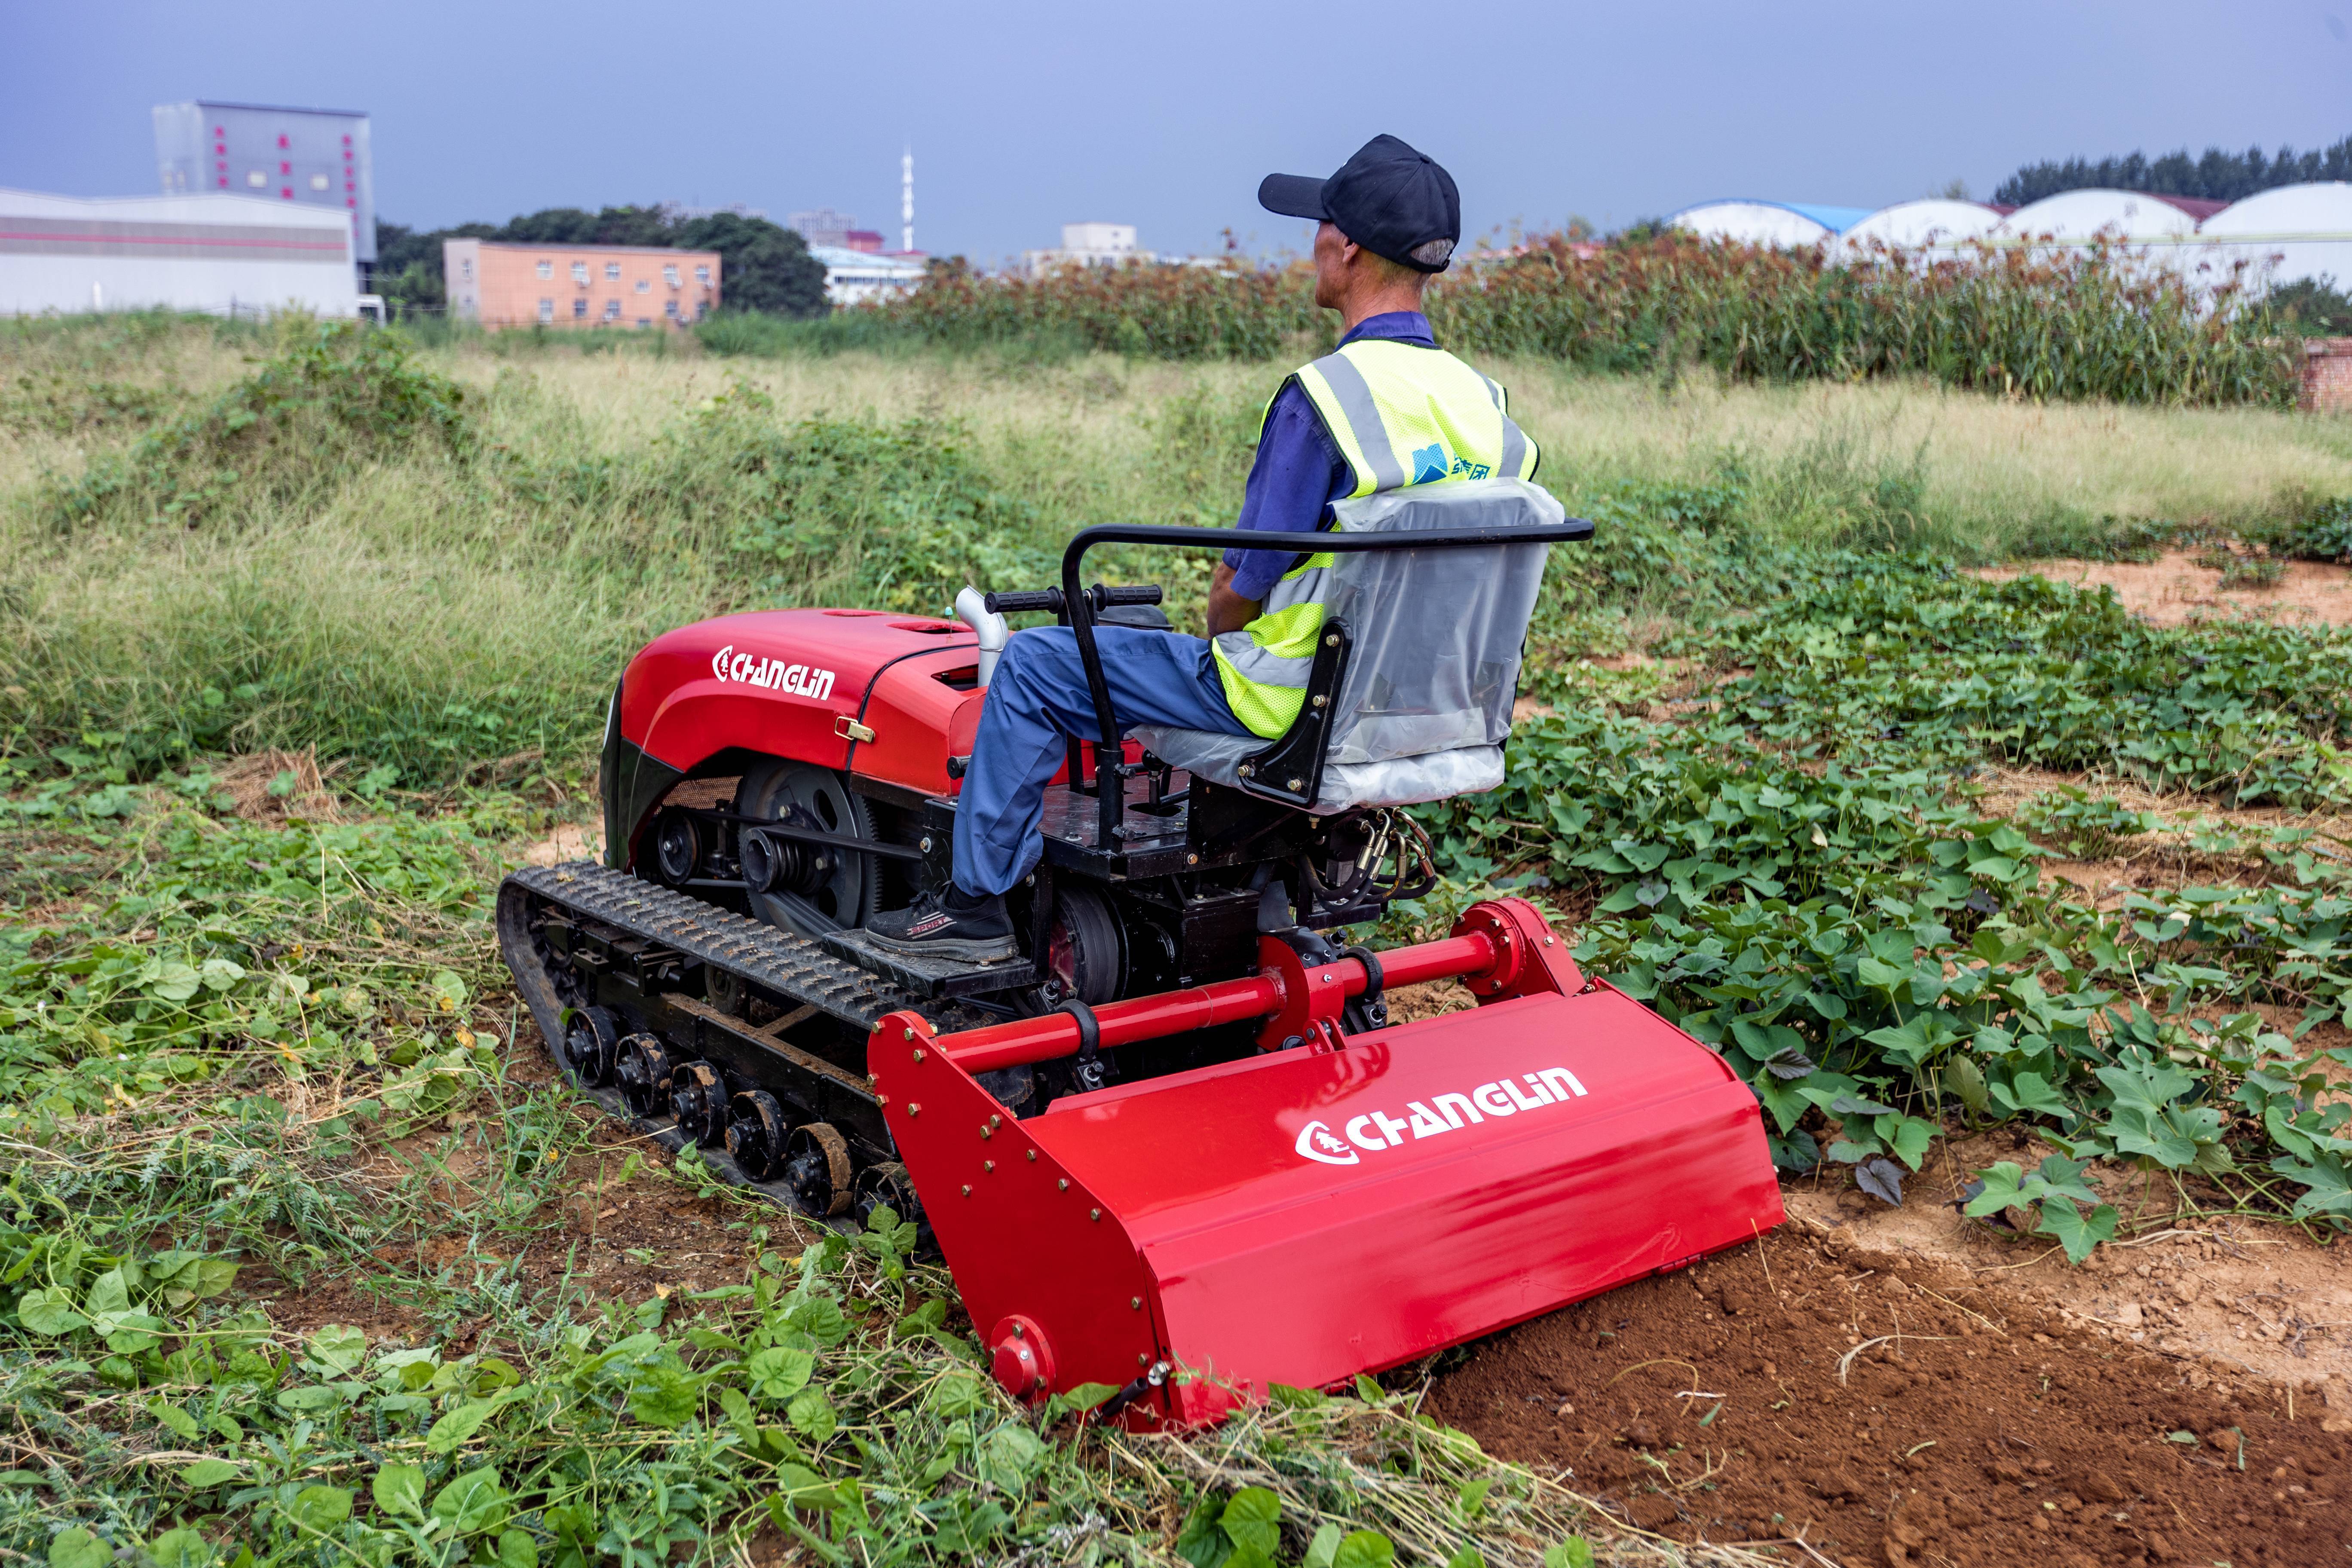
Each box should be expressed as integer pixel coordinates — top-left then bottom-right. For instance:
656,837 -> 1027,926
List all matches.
711,645 -> 836,701
1293,1067 -> 1587,1167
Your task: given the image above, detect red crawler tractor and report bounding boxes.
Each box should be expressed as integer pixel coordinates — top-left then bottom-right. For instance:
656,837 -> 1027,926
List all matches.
499,495 -> 1783,1424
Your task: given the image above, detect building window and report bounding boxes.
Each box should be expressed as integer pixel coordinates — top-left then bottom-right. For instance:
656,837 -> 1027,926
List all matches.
460,258 -> 473,280
604,262 -> 621,280
696,300 -> 710,320
665,299 -> 680,319
634,279 -> 649,293
309,174 -> 329,191
663,264 -> 681,288
695,264 -> 711,285
603,298 -> 621,321
535,260 -> 553,279
247,170 -> 266,187
538,299 -> 555,323
573,297 -> 588,318
570,261 -> 589,283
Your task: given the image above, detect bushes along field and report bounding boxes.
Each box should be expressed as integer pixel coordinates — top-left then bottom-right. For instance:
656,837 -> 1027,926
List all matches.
854,233 -> 2301,408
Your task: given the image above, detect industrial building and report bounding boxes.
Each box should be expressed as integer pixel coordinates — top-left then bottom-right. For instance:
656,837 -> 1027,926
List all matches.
153,100 -> 374,266
1672,184 -> 2350,300
1836,198 -> 2004,258
442,239 -> 720,328
808,245 -> 926,306
2196,182 -> 2352,290
1023,222 -> 1150,276
0,187 -> 357,317
1667,202 -> 1872,249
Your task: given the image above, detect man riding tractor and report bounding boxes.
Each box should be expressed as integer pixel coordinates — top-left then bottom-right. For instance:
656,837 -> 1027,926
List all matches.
865,133 -> 1541,960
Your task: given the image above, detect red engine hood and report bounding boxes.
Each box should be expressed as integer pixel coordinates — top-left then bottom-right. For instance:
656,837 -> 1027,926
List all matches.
622,608 -> 979,777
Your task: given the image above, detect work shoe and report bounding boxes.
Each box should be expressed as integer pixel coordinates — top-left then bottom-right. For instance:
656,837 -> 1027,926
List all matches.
863,886 -> 1019,963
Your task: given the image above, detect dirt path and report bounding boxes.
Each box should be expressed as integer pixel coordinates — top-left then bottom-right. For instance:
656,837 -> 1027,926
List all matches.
1428,1219 -> 2352,1567
1975,552 -> 2352,629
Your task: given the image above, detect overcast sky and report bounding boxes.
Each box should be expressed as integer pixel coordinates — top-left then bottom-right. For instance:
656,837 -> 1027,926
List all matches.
4,0 -> 2347,266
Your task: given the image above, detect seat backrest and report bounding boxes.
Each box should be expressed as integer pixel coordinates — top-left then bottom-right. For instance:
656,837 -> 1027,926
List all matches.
1318,477 -> 1563,768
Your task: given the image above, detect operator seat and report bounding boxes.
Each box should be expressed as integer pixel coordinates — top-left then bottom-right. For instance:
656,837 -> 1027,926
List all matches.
1135,477 -> 1566,815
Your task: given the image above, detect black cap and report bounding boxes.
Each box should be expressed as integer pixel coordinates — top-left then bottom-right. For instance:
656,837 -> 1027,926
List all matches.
1258,134 -> 1461,273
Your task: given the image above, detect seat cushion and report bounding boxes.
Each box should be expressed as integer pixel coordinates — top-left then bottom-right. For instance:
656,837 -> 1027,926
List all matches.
1134,726 -> 1504,816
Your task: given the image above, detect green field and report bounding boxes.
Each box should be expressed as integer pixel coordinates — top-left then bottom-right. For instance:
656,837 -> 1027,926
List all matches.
4,315 -> 2352,1568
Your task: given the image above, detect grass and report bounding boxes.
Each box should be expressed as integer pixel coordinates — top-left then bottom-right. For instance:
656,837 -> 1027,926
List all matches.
4,312 -> 2352,1565
6,318 -> 2351,797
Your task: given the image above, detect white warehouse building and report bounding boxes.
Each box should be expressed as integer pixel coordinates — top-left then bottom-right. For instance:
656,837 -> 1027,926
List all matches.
2196,183 -> 2352,291
0,188 -> 358,318
1668,201 -> 1873,249
1836,199 -> 2003,260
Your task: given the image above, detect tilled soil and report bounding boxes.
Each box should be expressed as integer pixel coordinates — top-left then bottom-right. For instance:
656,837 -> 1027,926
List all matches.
1427,1222 -> 2352,1568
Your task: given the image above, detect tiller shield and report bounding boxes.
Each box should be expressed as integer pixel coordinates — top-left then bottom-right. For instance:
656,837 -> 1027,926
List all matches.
868,899 -> 1782,1425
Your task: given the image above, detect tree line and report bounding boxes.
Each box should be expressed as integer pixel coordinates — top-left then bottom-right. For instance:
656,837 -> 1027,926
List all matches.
371,205 -> 829,319
1993,135 -> 2352,206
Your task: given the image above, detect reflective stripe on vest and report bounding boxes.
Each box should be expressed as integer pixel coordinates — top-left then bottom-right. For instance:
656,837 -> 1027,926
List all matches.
1212,341 -> 1538,738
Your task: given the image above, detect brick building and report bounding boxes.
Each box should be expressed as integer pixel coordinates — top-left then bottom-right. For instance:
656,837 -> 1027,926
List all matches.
2304,338 -> 2352,414
442,239 -> 719,329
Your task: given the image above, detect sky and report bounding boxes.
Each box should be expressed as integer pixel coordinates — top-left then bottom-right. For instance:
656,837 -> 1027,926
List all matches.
4,0 -> 2348,267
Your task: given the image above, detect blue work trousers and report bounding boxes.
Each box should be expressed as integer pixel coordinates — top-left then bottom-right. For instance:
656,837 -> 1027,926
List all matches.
952,625 -> 1253,897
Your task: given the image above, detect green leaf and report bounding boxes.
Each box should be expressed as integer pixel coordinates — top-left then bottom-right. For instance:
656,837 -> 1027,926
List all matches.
1945,1054 -> 1989,1116
1050,1381 -> 1121,1417
1445,1549 -> 1486,1568
1176,1501 -> 1233,1568
372,1462 -> 427,1519
626,1364 -> 701,1429
17,1286 -> 87,1336
787,1387 -> 837,1442
495,1530 -> 539,1568
1544,1542 -> 1596,1568
179,1458 -> 242,1488
1220,1487 -> 1282,1556
977,1425 -> 1045,1494
425,1397 -> 502,1454
747,1346 -> 815,1402
2034,1197 -> 2118,1265
1962,1161 -> 2028,1216
147,1399 -> 201,1441
924,1372 -> 990,1417
147,1528 -> 215,1568
306,1324 -> 368,1376
429,1467 -> 512,1536
276,1383 -> 348,1414
1332,1531 -> 1397,1568
1304,1524 -> 1344,1568
289,1485 -> 353,1533
49,1528 -> 110,1568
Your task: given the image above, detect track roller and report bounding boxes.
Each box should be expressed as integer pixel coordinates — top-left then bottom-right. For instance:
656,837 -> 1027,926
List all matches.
725,1090 -> 792,1181
669,1062 -> 727,1146
614,1034 -> 676,1117
784,1122 -> 854,1217
853,1160 -> 924,1231
562,1006 -> 621,1088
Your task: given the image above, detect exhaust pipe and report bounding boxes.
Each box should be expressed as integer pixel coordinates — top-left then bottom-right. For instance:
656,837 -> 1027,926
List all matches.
953,586 -> 1008,688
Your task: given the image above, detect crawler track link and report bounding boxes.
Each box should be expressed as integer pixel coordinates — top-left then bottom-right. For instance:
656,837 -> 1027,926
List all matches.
497,861 -> 983,1229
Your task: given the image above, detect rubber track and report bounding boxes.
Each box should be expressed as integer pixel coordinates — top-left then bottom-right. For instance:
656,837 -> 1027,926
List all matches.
508,861 -> 934,1028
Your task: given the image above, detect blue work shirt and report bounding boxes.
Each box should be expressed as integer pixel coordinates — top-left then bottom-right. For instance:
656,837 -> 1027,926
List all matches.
1221,310 -> 1437,602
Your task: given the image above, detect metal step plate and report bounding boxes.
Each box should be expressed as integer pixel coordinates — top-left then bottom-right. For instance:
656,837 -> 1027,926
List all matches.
818,926 -> 1039,999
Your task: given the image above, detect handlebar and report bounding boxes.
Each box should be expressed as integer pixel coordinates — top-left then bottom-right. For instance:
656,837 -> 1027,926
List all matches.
984,584 -> 1165,616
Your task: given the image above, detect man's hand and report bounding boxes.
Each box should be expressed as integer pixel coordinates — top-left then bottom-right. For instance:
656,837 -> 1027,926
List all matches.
1205,562 -> 1260,637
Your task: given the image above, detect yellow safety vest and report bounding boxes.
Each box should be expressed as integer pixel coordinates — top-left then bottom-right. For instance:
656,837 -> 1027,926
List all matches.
1213,339 -> 1540,737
